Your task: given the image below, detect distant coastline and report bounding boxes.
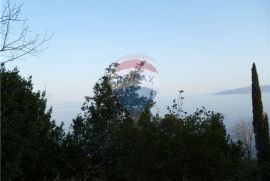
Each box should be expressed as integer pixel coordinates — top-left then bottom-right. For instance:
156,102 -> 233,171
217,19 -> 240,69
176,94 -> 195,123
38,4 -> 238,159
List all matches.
214,85 -> 270,95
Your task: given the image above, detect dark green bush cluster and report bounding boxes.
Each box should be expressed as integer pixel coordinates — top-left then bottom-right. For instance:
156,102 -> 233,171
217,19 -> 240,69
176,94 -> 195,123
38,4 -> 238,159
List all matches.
1,68 -> 258,180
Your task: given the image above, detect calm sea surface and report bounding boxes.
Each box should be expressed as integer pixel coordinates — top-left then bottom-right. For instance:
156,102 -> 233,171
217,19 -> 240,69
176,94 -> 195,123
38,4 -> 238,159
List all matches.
157,93 -> 270,131
51,93 -> 270,132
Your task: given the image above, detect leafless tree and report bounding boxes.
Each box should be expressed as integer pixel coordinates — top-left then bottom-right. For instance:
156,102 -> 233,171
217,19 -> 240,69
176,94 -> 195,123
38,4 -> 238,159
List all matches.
0,0 -> 52,66
232,120 -> 255,159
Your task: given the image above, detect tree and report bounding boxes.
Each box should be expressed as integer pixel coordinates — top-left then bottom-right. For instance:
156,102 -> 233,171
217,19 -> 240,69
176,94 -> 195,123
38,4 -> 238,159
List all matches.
61,64 -> 132,180
232,120 -> 255,159
1,67 -> 65,180
179,108 -> 242,180
0,62 -> 246,180
0,0 -> 51,66
65,64 -> 243,180
251,63 -> 270,179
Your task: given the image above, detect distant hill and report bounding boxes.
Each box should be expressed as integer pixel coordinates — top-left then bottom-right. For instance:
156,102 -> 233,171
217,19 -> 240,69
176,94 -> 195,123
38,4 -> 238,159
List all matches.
214,85 -> 270,95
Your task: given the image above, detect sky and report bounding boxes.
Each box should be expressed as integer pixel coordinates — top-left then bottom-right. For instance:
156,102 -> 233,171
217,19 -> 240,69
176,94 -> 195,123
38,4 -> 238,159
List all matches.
4,0 -> 270,126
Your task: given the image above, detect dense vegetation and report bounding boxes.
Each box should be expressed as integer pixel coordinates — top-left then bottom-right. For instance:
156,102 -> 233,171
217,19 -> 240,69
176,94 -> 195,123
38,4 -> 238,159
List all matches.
2,65 -> 269,180
1,1 -> 269,179
252,63 -> 270,180
1,67 -> 64,180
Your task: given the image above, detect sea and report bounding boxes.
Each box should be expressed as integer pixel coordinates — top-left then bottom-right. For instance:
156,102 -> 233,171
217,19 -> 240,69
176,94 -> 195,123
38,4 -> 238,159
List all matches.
51,93 -> 270,133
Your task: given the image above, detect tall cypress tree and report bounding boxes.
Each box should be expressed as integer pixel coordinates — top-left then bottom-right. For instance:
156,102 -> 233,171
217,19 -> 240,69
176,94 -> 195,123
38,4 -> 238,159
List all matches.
251,63 -> 270,179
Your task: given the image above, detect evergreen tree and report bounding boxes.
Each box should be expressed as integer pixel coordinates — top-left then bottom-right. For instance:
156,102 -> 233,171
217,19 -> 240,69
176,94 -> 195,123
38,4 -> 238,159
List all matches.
0,64 -> 247,180
251,63 -> 270,179
66,64 -> 243,180
1,67 -> 65,180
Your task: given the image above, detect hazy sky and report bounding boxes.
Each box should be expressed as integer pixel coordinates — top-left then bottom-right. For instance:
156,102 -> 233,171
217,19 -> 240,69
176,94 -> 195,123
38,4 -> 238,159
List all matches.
5,0 -> 270,108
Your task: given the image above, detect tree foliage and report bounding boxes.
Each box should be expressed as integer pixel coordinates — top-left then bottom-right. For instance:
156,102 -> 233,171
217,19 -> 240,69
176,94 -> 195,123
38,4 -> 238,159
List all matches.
251,63 -> 270,179
59,68 -> 243,180
1,65 -> 263,180
1,67 -> 64,180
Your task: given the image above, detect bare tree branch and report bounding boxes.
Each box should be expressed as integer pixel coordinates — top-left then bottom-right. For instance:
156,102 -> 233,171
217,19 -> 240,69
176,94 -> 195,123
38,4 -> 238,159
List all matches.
0,0 -> 52,66
232,120 -> 255,159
